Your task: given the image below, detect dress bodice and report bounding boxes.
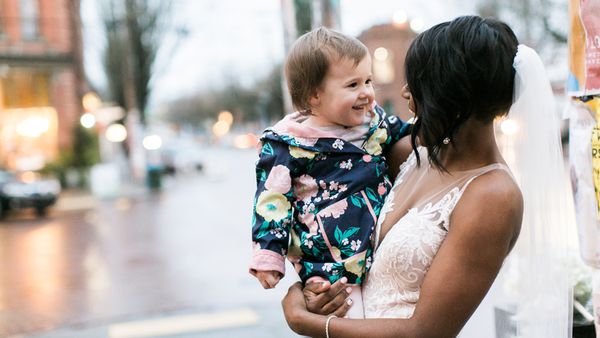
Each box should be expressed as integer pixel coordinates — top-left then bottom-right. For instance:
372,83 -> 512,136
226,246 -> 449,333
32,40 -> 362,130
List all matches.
362,148 -> 511,318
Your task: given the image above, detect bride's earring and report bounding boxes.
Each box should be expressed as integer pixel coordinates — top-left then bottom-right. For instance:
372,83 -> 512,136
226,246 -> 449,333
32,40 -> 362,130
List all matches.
443,137 -> 450,145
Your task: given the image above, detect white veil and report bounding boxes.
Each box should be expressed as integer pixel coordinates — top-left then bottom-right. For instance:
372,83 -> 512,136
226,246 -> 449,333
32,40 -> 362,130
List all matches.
496,44 -> 574,338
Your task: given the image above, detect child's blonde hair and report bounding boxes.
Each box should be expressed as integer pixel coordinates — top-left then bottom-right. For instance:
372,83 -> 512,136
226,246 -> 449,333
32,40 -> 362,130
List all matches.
284,27 -> 369,113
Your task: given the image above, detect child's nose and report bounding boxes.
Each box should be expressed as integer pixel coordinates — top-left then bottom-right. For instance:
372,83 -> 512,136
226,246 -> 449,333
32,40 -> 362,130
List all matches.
359,87 -> 374,100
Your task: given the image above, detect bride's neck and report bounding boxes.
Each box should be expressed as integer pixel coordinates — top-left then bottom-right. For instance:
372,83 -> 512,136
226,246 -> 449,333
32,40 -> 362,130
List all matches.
438,118 -> 503,171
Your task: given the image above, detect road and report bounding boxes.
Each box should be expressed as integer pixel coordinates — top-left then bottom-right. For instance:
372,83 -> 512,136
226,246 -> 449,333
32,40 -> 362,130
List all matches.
0,147 -> 298,338
0,146 -> 515,338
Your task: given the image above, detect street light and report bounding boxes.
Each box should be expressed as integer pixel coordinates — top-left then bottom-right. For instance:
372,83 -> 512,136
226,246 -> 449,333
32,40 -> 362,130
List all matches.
143,135 -> 162,150
82,92 -> 102,112
105,124 -> 127,143
410,18 -> 425,32
374,47 -> 389,61
218,111 -> 234,125
212,120 -> 230,138
80,113 -> 96,129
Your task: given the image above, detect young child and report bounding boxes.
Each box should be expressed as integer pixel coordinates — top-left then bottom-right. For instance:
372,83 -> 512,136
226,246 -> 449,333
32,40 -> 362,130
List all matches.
249,27 -> 410,318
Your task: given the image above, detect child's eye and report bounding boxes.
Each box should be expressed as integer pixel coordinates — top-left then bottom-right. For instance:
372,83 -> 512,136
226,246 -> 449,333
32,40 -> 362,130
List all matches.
366,79 -> 373,85
348,82 -> 358,88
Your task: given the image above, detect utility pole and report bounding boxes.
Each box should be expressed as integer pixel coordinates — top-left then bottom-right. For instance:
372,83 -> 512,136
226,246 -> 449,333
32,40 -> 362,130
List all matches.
280,0 -> 297,115
311,0 -> 341,30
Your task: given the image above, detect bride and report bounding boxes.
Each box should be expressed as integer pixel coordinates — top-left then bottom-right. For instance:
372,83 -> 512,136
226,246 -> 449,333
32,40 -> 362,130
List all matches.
281,15 -> 571,338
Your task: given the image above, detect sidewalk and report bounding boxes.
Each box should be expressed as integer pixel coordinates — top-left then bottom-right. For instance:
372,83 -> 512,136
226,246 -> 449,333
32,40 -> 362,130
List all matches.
17,304 -> 297,338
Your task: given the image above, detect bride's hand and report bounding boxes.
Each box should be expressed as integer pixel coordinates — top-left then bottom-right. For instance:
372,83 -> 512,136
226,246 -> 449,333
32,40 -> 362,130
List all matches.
303,277 -> 353,316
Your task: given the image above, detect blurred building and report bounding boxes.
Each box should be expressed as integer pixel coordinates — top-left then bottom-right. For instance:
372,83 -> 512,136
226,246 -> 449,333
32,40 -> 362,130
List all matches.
0,0 -> 85,171
358,23 -> 416,121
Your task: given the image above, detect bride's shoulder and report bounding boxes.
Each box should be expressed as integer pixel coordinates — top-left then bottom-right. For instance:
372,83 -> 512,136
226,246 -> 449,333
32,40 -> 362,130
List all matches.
451,169 -> 523,249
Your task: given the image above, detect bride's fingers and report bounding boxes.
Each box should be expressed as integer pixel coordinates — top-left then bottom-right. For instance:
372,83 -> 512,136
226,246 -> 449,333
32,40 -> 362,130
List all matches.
309,278 -> 349,313
324,277 -> 349,300
321,286 -> 352,314
332,297 -> 352,317
304,280 -> 331,294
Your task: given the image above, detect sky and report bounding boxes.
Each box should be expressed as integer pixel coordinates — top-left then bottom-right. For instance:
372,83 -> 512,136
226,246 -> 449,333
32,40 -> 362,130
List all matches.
80,0 -> 478,112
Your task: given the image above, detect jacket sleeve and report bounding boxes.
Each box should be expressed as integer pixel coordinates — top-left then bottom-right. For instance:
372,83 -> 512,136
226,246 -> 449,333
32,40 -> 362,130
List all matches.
375,104 -> 411,149
249,139 -> 296,277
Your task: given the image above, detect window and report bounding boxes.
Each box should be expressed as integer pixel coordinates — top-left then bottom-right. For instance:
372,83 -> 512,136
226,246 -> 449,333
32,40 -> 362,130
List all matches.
1,69 -> 50,108
19,0 -> 40,40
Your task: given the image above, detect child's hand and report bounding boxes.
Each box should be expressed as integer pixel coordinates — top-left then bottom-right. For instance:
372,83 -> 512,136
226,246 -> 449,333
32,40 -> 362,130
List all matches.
255,270 -> 282,289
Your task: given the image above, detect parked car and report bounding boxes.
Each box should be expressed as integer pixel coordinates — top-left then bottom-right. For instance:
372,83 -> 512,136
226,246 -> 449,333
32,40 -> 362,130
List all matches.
0,170 -> 61,218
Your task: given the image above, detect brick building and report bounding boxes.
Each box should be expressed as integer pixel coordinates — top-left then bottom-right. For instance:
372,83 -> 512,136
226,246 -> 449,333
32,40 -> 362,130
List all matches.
358,23 -> 416,121
0,0 -> 85,171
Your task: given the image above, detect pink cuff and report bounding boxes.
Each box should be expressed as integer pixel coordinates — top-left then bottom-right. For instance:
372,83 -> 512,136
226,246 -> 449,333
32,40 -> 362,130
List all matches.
249,249 -> 286,277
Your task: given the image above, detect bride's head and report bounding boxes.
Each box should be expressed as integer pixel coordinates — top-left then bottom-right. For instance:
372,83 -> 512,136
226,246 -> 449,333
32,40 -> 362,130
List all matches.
403,15 -> 518,169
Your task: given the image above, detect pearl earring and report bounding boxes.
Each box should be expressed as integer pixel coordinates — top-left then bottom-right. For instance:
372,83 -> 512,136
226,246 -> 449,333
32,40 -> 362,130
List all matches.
443,137 -> 450,145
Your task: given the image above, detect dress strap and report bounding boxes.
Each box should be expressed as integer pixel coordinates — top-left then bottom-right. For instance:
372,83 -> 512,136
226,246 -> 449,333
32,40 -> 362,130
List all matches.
440,163 -> 513,230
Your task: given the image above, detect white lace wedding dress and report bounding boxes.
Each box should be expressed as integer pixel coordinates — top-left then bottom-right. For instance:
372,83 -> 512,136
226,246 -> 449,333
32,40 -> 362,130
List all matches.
362,148 -> 511,318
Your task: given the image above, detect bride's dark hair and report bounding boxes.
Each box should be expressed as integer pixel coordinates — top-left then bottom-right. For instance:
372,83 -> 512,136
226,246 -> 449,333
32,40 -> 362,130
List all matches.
405,15 -> 518,169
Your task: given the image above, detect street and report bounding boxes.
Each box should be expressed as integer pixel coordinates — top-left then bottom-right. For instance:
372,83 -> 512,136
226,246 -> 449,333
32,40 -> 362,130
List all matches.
0,147 -> 298,338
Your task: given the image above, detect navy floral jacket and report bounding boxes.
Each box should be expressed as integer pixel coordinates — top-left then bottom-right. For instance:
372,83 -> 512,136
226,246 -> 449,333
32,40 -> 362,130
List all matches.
249,106 -> 410,285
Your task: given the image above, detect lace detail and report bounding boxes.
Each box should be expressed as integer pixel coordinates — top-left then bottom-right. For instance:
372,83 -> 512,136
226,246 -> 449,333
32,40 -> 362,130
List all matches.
362,158 -> 510,318
374,151 -> 418,248
363,209 -> 446,318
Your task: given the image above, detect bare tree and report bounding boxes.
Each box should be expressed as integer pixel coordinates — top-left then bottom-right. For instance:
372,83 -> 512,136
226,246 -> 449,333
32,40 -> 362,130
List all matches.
100,0 -> 171,125
477,0 -> 567,44
162,66 -> 284,128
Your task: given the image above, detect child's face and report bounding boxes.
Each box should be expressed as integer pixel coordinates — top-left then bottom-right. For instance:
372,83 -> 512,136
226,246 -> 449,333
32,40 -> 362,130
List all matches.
309,55 -> 374,128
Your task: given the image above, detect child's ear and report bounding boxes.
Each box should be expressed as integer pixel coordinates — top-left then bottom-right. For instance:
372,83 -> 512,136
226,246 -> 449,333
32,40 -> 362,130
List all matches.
309,90 -> 320,107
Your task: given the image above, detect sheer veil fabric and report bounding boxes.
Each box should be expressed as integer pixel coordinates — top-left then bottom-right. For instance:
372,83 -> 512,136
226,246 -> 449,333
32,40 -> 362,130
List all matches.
496,44 -> 574,338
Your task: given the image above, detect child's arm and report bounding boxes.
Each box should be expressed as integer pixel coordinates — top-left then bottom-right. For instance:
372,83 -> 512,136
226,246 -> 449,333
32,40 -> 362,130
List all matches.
249,139 -> 297,288
374,104 -> 412,146
372,104 -> 413,177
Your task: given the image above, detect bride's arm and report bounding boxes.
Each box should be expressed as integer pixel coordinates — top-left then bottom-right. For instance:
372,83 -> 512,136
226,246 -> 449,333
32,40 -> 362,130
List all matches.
283,170 -> 523,338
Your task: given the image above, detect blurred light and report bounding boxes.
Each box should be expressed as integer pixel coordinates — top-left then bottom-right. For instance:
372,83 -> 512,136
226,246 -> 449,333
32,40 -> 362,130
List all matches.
80,113 -> 96,129
115,197 -> 132,211
393,11 -> 408,25
105,124 -> 127,142
143,135 -> 163,150
20,171 -> 38,183
212,120 -> 231,137
16,116 -> 50,138
374,47 -> 389,61
410,18 -> 425,32
500,118 -> 519,135
233,133 -> 259,149
218,111 -> 234,125
83,92 -> 102,112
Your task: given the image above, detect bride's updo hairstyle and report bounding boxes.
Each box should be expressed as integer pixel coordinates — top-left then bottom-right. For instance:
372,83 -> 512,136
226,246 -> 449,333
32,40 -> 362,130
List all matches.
404,15 -> 518,169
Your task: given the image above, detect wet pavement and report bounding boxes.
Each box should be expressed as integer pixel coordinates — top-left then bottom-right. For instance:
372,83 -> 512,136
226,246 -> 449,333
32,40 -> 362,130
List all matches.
0,147 -> 299,338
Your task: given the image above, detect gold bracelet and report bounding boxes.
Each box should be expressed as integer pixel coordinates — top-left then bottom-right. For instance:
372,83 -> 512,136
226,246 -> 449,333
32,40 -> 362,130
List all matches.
325,315 -> 337,338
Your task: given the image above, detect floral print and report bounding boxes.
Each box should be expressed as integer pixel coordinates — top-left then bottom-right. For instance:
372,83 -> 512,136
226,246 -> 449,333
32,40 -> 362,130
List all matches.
255,190 -> 291,222
250,105 -> 410,284
294,174 -> 318,201
264,165 -> 291,194
332,139 -> 345,149
289,146 -> 317,159
364,128 -> 389,156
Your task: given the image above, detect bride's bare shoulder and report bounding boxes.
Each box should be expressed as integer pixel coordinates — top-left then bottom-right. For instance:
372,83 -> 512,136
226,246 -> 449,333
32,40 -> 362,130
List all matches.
452,169 -> 523,251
